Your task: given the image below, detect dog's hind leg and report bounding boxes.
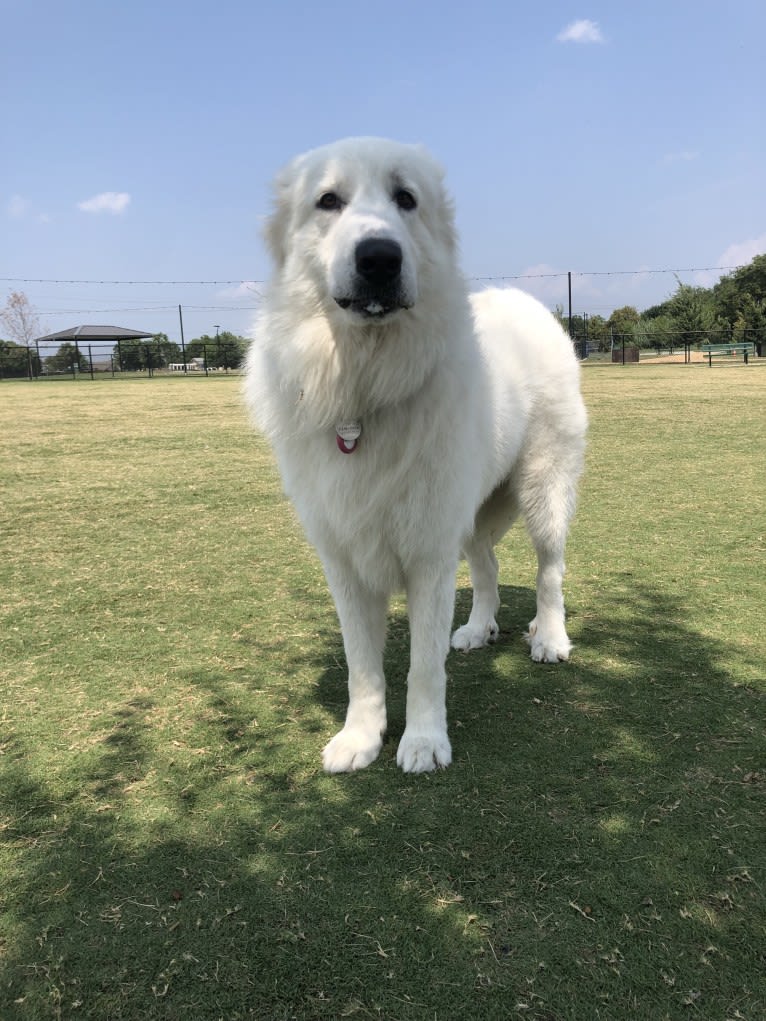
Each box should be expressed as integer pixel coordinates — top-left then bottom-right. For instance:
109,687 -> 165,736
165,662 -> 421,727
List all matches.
520,447 -> 582,663
451,485 -> 518,651
450,535 -> 500,650
321,562 -> 389,772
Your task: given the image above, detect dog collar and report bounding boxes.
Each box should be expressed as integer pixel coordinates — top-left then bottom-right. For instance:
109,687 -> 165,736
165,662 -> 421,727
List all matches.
336,420 -> 362,454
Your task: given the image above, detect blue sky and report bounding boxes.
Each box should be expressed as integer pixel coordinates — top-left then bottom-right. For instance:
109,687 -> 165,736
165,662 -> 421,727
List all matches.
2,0 -> 765,345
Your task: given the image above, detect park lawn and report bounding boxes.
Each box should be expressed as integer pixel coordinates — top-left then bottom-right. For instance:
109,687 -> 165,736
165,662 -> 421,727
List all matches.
0,365 -> 764,1020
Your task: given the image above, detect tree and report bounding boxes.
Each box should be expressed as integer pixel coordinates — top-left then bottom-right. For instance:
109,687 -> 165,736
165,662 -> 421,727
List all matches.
633,312 -> 677,351
641,300 -> 674,321
114,334 -> 181,372
733,293 -> 766,351
115,338 -> 145,372
584,314 -> 609,351
559,313 -> 584,340
187,331 -> 248,370
607,306 -> 640,340
666,280 -> 714,345
44,342 -> 91,374
712,254 -> 766,328
0,340 -> 41,378
1,291 -> 40,347
150,333 -> 182,368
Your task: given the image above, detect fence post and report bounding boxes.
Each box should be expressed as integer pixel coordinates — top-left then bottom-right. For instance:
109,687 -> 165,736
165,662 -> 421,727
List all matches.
179,305 -> 188,372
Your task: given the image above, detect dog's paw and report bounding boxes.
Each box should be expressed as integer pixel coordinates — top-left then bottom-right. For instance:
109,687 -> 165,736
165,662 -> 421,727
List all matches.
322,726 -> 383,773
396,728 -> 452,773
451,620 -> 499,651
525,618 -> 572,663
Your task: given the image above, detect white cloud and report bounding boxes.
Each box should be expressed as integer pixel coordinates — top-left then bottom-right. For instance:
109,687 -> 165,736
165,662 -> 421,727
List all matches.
7,194 -> 51,223
7,194 -> 31,218
556,19 -> 604,44
717,234 -> 766,269
692,233 -> 766,287
662,149 -> 700,164
77,191 -> 131,214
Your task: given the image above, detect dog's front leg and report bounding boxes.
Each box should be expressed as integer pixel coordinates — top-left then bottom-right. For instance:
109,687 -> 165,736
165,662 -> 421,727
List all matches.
321,561 -> 388,772
397,561 -> 456,772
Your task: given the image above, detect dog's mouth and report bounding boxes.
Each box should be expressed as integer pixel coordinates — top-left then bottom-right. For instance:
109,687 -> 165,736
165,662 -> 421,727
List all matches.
335,296 -> 409,319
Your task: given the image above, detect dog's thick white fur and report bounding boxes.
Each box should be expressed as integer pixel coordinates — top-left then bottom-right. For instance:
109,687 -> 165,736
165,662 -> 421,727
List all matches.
244,137 -> 587,774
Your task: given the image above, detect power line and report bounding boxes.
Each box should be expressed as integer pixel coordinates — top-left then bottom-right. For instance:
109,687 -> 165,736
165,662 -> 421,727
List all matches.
0,265 -> 748,287
471,265 -> 745,282
576,266 -> 743,277
0,278 -> 263,286
36,305 -> 260,316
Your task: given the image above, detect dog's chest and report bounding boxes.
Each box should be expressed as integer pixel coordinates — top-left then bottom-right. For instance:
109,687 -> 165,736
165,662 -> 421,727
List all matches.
278,418 -> 476,579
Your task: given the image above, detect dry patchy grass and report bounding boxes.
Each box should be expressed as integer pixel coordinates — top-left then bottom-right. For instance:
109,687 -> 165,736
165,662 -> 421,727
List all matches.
1,367 -> 764,1020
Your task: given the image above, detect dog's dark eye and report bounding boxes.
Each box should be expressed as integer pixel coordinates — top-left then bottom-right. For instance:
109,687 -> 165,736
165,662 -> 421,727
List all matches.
394,189 -> 417,212
317,192 -> 343,212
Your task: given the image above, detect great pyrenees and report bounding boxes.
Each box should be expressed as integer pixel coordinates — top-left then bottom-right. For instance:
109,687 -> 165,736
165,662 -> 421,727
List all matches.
244,137 -> 587,774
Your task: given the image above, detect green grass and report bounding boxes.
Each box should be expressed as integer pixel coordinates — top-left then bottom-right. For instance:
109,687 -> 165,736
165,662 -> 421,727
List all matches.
1,366 -> 764,1020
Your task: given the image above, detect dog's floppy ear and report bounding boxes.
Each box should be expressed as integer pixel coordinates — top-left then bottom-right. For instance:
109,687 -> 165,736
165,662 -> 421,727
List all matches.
263,165 -> 293,269
410,144 -> 458,255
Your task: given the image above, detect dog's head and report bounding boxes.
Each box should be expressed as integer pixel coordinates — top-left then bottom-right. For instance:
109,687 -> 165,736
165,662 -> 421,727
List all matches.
264,137 -> 457,324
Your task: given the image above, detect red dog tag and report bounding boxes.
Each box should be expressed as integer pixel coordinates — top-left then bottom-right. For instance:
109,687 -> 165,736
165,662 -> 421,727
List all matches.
336,421 -> 362,454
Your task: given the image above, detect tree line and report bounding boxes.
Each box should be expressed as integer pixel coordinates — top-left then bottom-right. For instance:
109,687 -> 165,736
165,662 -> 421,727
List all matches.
2,254 -> 765,375
104,332 -> 249,373
558,254 -> 766,353
0,292 -> 250,378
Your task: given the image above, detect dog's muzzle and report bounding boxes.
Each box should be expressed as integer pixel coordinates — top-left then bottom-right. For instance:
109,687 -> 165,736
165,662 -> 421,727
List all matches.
335,238 -> 410,319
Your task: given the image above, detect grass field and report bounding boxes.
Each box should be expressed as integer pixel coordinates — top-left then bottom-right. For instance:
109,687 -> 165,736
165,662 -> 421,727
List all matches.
1,365 -> 764,1020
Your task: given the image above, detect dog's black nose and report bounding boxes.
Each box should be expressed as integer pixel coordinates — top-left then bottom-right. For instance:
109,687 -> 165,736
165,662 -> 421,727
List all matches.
355,238 -> 403,286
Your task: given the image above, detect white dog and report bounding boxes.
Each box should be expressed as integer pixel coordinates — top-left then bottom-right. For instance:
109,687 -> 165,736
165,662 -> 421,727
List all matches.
244,137 -> 587,774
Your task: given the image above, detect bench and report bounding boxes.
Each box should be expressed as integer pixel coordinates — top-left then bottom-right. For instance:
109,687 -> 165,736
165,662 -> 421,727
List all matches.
700,343 -> 754,366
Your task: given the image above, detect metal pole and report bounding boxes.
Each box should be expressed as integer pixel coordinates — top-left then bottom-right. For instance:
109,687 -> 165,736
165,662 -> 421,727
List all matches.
179,305 -> 187,372
88,344 -> 94,380
582,313 -> 588,360
567,272 -> 573,342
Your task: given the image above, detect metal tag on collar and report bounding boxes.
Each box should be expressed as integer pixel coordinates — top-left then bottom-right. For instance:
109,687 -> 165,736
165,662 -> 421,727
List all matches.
336,420 -> 362,454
